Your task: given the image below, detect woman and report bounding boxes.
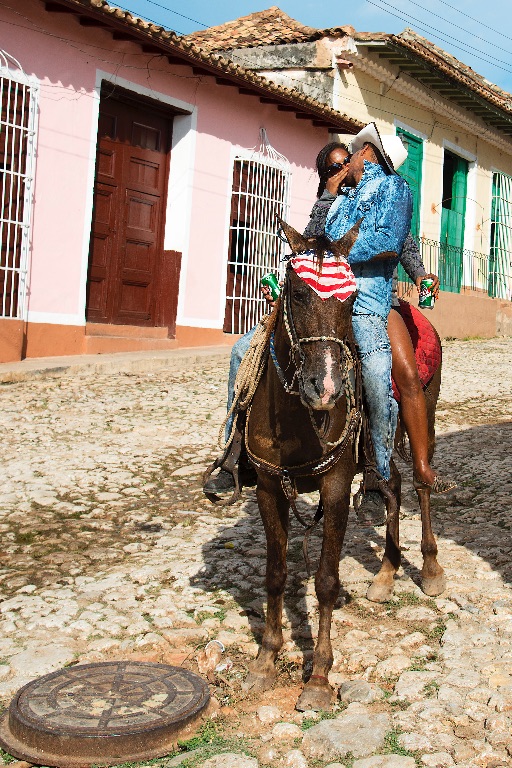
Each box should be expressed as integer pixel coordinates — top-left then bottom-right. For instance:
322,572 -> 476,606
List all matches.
307,142 -> 455,493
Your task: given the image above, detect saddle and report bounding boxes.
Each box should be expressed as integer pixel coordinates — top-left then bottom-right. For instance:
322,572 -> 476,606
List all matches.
392,299 -> 442,401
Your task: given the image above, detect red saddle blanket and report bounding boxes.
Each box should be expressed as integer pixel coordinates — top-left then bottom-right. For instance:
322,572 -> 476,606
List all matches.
391,299 -> 442,402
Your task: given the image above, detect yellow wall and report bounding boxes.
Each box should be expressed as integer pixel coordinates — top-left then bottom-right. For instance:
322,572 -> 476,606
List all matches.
331,48 -> 512,272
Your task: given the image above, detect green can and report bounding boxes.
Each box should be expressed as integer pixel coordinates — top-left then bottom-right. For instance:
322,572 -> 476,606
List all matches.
418,277 -> 435,310
261,272 -> 281,301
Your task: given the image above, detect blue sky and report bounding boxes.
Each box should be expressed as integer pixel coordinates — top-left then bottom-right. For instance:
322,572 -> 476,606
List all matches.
118,0 -> 512,94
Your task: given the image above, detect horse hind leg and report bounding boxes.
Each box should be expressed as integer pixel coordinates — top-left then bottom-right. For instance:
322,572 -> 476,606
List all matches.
243,475 -> 289,693
419,365 -> 445,596
417,486 -> 446,596
367,460 -> 401,603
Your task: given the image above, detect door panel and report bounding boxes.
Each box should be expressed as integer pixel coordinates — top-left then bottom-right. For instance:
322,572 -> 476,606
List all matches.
86,93 -> 172,326
86,184 -> 117,321
396,128 -> 423,288
440,151 -> 467,292
396,128 -> 423,239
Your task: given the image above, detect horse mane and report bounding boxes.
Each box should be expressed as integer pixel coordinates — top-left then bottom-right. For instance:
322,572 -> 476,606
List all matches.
299,234 -> 349,275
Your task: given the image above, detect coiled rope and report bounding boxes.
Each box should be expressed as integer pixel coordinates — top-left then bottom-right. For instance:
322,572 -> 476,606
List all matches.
218,305 -> 279,451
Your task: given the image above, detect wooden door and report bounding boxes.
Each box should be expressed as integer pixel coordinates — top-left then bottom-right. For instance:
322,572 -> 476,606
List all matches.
86,93 -> 173,326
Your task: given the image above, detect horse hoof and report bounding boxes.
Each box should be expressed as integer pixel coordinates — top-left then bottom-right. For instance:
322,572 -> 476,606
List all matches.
296,683 -> 333,712
367,578 -> 395,603
421,572 -> 446,597
242,669 -> 276,693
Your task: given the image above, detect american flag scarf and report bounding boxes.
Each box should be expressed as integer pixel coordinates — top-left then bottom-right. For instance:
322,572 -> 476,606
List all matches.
290,250 -> 357,302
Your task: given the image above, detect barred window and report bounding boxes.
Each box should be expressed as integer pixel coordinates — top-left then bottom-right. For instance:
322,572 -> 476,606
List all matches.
491,172 -> 512,300
223,130 -> 291,334
0,50 -> 38,319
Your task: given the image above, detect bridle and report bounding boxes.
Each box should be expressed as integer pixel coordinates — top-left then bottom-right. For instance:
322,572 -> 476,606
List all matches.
244,263 -> 363,574
268,265 -> 360,449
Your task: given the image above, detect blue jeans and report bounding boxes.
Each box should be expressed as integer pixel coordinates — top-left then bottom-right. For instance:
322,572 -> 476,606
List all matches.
352,314 -> 397,481
225,326 -> 256,440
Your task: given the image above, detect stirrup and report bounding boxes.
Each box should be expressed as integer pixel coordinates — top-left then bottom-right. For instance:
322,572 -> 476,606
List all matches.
413,474 -> 457,494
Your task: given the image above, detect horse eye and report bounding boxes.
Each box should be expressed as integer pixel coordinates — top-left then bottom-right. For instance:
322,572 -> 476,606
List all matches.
292,288 -> 309,304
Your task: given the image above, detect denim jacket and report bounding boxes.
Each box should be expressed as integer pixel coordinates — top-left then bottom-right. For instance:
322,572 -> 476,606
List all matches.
325,161 -> 412,318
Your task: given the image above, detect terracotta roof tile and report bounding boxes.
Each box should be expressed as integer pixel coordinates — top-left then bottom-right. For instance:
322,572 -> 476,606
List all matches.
394,29 -> 512,112
186,6 -> 512,122
185,6 -> 350,51
355,28 -> 512,115
44,0 -> 362,132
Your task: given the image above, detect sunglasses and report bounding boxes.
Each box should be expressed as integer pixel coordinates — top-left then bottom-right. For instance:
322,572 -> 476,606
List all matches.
325,155 -> 351,176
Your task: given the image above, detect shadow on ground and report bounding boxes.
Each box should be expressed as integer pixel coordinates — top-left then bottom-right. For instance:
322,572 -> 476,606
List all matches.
190,421 -> 512,658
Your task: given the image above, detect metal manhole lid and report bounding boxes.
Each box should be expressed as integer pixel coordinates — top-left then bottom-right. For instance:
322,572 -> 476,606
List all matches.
0,661 -> 210,768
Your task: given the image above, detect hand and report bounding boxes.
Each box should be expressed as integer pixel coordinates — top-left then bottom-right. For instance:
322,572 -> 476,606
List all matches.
261,280 -> 283,308
415,273 -> 440,300
261,284 -> 275,308
325,165 -> 349,195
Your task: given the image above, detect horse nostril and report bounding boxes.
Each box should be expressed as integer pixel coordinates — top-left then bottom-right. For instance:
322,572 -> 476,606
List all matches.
309,377 -> 325,398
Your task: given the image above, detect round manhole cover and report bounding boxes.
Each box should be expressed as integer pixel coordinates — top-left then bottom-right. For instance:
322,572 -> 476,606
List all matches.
0,661 -> 210,767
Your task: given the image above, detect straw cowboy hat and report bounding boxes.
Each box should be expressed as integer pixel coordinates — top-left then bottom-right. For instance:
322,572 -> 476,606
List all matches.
349,122 -> 408,174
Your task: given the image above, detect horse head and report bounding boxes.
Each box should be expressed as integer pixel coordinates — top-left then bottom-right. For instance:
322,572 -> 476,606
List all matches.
277,216 -> 361,411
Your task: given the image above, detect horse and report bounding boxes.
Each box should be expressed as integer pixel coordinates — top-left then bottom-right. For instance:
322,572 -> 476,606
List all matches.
242,220 -> 445,712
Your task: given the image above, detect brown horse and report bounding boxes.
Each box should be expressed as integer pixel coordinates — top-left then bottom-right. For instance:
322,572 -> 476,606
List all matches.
243,222 -> 445,711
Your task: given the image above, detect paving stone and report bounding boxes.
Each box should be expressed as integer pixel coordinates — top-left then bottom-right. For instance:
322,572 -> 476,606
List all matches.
201,755 -> 258,768
420,754 -> 455,767
338,679 -> 385,703
271,722 -> 302,740
283,749 -> 308,768
353,757 -> 416,768
374,654 -> 411,679
256,705 -> 281,723
302,711 -> 390,760
9,645 -> 75,677
0,339 -> 511,760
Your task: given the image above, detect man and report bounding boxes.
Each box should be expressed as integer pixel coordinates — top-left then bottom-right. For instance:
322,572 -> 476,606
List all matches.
325,122 -> 412,483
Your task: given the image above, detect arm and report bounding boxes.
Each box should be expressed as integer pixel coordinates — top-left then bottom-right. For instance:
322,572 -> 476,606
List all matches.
347,176 -> 412,264
400,233 -> 426,281
400,233 -> 440,298
302,190 -> 336,237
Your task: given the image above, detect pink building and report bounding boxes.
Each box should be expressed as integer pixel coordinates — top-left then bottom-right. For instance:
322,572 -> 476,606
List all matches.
0,0 -> 360,362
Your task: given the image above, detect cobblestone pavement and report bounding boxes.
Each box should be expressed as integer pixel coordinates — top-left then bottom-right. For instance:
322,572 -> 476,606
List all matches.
0,338 -> 511,768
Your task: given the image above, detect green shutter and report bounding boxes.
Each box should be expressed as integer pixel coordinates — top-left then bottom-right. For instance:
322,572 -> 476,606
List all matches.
440,151 -> 468,293
396,128 -> 423,287
490,172 -> 512,299
396,128 -> 423,239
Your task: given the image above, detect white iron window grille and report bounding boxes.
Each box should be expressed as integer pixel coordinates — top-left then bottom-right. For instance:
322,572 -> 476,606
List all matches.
0,50 -> 38,320
223,129 -> 291,335
491,172 -> 512,300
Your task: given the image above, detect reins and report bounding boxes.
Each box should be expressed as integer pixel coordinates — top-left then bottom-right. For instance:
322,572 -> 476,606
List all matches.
245,266 -> 363,574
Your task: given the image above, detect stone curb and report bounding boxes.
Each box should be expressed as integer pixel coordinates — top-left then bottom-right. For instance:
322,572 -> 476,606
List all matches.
0,346 -> 232,384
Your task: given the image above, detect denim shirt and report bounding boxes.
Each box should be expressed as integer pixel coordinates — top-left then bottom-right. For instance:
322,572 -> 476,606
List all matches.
325,161 -> 412,318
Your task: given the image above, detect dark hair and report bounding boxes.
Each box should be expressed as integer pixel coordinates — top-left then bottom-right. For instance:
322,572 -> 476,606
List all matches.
315,141 -> 349,197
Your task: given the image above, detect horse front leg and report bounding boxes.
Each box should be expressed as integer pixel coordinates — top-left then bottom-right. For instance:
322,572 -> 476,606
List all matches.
417,486 -> 446,596
244,473 -> 289,692
296,470 -> 352,712
367,460 -> 401,603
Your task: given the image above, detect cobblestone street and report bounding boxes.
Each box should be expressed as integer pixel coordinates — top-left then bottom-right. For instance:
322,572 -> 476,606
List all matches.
0,338 -> 511,768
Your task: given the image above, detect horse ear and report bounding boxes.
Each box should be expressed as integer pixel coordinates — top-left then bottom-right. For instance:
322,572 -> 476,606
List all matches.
276,214 -> 309,254
330,217 -> 363,258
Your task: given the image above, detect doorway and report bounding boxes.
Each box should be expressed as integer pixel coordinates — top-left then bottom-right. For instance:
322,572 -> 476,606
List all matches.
86,88 -> 176,328
440,150 -> 468,293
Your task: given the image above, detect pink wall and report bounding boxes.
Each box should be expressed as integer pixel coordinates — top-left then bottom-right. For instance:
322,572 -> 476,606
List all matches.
3,0 -> 330,330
